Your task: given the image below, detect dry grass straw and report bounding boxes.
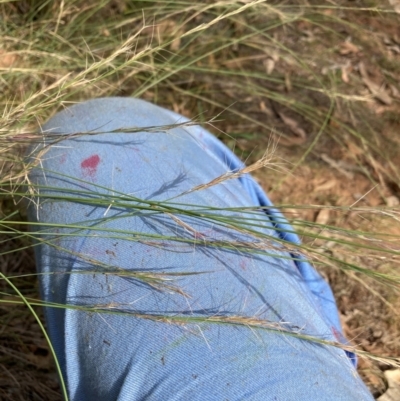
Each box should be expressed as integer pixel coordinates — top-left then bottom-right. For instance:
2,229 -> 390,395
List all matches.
1,0 -> 400,398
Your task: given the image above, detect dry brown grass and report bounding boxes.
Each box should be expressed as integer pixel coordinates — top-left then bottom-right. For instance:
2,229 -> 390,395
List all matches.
1,0 -> 400,399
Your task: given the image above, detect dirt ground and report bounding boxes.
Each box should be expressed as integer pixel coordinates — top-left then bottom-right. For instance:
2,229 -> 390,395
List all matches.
1,1 -> 400,400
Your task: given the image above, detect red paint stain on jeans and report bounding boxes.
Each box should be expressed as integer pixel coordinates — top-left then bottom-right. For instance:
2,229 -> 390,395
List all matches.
331,326 -> 341,341
59,153 -> 67,164
81,154 -> 100,177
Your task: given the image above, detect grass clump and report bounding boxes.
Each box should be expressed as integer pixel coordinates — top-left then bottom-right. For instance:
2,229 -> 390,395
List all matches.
1,0 -> 400,399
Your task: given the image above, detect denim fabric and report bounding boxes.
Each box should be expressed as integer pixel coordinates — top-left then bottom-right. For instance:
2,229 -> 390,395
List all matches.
28,98 -> 373,400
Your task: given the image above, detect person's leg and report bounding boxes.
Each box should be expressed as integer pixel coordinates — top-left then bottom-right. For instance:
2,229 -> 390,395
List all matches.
28,98 -> 373,401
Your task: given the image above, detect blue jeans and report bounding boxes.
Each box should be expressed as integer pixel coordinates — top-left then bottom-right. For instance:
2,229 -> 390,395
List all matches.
28,98 -> 373,400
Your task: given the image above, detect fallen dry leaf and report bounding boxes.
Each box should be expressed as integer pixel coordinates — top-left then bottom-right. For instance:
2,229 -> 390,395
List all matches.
315,208 -> 330,225
314,179 -> 337,192
156,20 -> 181,51
0,49 -> 18,68
345,143 -> 363,159
341,62 -> 354,83
358,62 -> 392,105
386,195 -> 400,207
375,105 -> 389,115
377,369 -> 400,401
388,0 -> 400,14
259,101 -> 273,117
170,36 -> 181,52
277,111 -> 306,143
264,58 -> 275,74
339,41 -> 360,55
341,66 -> 349,83
390,84 -> 400,99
